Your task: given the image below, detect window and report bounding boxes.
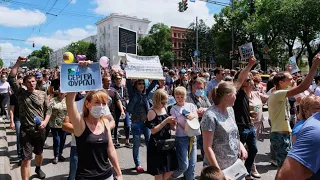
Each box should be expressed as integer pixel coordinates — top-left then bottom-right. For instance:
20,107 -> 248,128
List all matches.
178,33 -> 181,38
174,33 -> 177,37
178,43 -> 181,48
174,42 -> 177,48
130,25 -> 133,30
182,34 -> 185,38
108,24 -> 110,30
139,26 -> 142,31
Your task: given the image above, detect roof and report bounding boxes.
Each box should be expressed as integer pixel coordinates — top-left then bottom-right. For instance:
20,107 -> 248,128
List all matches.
96,13 -> 151,25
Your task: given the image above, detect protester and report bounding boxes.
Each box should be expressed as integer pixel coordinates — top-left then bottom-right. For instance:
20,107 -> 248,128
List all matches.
268,53 -> 320,168
200,166 -> 226,180
206,67 -> 225,102
186,77 -> 211,159
170,86 -> 198,180
146,89 -> 178,180
309,76 -> 320,96
66,87 -> 122,179
0,73 -> 11,120
201,82 -> 247,180
9,56 -> 52,180
292,95 -> 320,144
275,112 -> 320,180
49,91 -> 67,164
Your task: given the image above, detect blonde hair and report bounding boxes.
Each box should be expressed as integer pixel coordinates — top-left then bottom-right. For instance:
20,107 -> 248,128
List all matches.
211,81 -> 236,105
298,95 -> 318,120
153,89 -> 168,108
174,86 -> 187,97
83,90 -> 109,119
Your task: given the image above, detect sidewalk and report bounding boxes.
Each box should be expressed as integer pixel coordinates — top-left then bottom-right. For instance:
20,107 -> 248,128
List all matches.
0,118 -> 11,180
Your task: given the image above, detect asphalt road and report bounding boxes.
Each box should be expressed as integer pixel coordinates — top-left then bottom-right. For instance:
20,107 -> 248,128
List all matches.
6,112 -> 277,180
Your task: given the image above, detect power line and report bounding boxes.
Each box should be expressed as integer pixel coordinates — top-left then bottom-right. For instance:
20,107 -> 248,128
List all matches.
0,37 -> 34,42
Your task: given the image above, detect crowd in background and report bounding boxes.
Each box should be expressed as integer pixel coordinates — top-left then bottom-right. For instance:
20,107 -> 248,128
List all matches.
2,54 -> 320,180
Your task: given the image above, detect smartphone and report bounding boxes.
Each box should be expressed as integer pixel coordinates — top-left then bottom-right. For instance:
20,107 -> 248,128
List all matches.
182,109 -> 190,116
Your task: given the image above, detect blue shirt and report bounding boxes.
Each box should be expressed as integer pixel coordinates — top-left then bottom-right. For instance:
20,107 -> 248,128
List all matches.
206,79 -> 219,94
292,120 -> 306,136
287,113 -> 320,180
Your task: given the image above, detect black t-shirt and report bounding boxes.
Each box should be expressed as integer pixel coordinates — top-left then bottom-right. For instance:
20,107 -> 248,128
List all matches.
233,88 -> 251,130
51,79 -> 60,91
10,94 -> 19,120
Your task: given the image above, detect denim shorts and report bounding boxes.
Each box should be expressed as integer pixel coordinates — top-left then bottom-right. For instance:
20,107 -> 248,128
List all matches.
270,132 -> 292,167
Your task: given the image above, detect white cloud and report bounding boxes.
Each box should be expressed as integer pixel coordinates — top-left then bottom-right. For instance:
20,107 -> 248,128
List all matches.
71,0 -> 77,4
86,25 -> 95,30
0,6 -> 46,27
93,0 -> 215,28
0,42 -> 32,66
28,26 -> 97,50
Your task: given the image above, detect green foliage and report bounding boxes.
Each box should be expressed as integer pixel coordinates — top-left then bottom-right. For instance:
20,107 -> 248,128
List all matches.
0,59 -> 3,67
67,41 -> 90,55
182,20 -> 215,67
28,46 -> 53,69
138,23 -> 174,66
26,56 -> 42,69
87,43 -> 97,61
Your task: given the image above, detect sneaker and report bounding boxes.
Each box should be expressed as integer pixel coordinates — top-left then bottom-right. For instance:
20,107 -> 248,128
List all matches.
35,168 -> 46,179
58,155 -> 66,162
136,166 -> 144,173
125,143 -> 133,148
252,171 -> 261,178
43,142 -> 49,149
52,157 -> 58,164
114,142 -> 121,149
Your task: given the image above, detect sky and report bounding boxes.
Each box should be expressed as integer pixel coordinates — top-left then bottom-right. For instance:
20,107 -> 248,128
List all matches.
0,0 -> 229,66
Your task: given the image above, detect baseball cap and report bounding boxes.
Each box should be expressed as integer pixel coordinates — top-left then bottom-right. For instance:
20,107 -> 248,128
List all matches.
179,69 -> 186,74
36,72 -> 42,78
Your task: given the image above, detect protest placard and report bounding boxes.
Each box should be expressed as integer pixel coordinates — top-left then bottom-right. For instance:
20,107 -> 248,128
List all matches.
125,54 -> 164,80
60,62 -> 102,93
289,56 -> 300,74
238,42 -> 254,60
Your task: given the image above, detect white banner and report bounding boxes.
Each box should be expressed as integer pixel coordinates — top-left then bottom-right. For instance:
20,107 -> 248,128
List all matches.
289,56 -> 300,74
238,42 -> 254,60
125,54 -> 164,80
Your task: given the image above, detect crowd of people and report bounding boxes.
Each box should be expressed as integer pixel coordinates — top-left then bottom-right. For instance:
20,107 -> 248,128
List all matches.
1,54 -> 320,180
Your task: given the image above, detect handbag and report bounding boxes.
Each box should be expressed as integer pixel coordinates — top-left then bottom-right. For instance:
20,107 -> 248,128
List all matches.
222,159 -> 247,180
156,138 -> 175,151
173,107 -> 201,137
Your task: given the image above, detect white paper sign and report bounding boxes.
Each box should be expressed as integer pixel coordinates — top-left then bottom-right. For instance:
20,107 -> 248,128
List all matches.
125,54 -> 164,80
289,56 -> 300,74
238,42 -> 254,60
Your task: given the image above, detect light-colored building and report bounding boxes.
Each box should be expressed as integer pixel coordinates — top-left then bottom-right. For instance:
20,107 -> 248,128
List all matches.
49,47 -> 67,68
82,35 -> 97,44
96,13 -> 150,65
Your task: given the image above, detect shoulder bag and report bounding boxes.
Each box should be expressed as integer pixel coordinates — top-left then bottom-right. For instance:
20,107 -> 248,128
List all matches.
222,159 -> 247,180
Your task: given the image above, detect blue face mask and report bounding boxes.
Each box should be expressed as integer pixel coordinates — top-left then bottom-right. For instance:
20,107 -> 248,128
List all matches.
205,77 -> 209,82
195,89 -> 204,97
183,81 -> 188,86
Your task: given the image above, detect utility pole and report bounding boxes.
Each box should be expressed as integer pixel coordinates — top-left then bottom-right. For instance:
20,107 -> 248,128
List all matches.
196,16 -> 199,70
231,0 -> 235,69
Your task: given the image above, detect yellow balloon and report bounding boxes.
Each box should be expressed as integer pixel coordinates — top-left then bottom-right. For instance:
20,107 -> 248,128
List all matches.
63,52 -> 74,63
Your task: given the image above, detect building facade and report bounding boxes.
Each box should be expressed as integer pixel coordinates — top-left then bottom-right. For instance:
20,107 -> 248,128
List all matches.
49,47 -> 68,68
171,26 -> 187,67
96,13 -> 150,65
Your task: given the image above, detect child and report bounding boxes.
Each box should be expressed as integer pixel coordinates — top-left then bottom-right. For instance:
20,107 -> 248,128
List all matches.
200,166 -> 226,180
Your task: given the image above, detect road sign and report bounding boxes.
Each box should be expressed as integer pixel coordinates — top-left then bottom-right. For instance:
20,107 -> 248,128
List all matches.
194,50 -> 199,57
210,57 -> 215,64
263,45 -> 269,53
190,0 -> 196,2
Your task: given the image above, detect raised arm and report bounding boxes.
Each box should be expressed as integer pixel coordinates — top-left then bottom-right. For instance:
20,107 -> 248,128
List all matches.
286,54 -> 320,98
10,56 -> 27,78
235,56 -> 256,90
66,92 -> 83,136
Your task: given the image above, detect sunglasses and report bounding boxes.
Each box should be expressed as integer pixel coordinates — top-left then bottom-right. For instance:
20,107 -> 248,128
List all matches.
17,76 -> 23,79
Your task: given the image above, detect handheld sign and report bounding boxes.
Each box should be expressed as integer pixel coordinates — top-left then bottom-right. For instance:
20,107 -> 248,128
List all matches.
60,62 -> 102,93
289,56 -> 300,74
238,42 -> 254,60
125,54 -> 164,80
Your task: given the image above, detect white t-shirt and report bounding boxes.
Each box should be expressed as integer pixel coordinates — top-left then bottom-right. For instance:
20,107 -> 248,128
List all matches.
310,84 -> 320,96
0,81 -> 10,94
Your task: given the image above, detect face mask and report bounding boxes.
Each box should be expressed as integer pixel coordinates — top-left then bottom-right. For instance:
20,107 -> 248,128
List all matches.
1,78 -> 7,82
183,81 -> 188,86
195,89 -> 204,97
205,77 -> 209,82
90,105 -> 108,118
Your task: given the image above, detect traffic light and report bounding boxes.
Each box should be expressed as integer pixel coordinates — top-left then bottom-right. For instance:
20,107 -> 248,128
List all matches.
183,0 -> 188,11
32,42 -> 35,48
178,1 -> 183,12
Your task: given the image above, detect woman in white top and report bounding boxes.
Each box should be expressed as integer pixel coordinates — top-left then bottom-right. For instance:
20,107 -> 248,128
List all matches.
0,74 -> 11,120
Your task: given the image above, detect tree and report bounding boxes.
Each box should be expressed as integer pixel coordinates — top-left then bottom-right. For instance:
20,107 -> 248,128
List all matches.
26,56 -> 41,69
87,43 -> 97,61
0,59 -> 3,67
182,20 -> 215,67
138,23 -> 175,66
67,41 -> 90,55
28,45 -> 53,69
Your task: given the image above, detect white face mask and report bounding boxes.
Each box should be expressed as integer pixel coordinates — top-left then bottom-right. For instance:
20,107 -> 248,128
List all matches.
90,105 -> 108,119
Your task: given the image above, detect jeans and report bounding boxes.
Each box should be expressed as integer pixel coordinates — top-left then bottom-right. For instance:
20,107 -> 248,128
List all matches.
68,146 -> 78,180
14,119 -> 22,159
131,120 -> 150,167
239,126 -> 258,176
0,93 -> 10,120
172,136 -> 197,180
114,111 -> 131,140
51,128 -> 67,157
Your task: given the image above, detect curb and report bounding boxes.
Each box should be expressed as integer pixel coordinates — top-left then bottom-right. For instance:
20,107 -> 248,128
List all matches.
0,119 -> 11,180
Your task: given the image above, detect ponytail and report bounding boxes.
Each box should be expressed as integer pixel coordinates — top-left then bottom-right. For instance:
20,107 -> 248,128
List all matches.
211,82 -> 236,105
